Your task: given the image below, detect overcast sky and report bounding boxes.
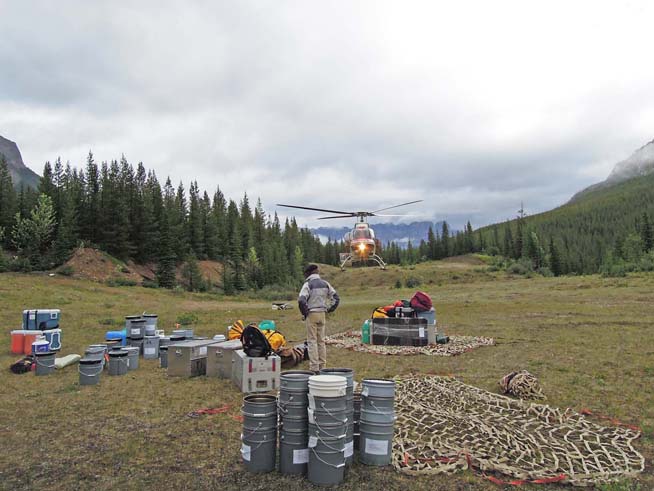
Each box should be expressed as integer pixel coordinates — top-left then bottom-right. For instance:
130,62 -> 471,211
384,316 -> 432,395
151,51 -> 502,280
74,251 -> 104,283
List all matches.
1,1 -> 654,229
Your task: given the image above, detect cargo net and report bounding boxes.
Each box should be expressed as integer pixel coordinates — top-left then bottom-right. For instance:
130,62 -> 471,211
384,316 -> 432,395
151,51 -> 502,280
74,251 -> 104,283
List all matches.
393,376 -> 644,487
324,330 -> 494,356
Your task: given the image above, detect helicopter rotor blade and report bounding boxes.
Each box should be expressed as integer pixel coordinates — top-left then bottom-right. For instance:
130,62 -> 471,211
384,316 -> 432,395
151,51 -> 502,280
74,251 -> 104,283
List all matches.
317,215 -> 358,220
276,204 -> 354,215
371,200 -> 423,214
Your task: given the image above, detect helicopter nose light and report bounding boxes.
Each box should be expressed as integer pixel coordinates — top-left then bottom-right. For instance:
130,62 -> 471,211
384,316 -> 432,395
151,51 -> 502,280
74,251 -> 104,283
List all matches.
358,243 -> 366,252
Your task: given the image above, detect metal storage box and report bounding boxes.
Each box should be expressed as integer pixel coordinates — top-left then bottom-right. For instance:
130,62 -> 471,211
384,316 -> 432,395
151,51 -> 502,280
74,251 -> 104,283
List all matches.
167,339 -> 221,377
232,349 -> 280,393
371,317 -> 429,346
206,340 -> 242,378
22,309 -> 61,330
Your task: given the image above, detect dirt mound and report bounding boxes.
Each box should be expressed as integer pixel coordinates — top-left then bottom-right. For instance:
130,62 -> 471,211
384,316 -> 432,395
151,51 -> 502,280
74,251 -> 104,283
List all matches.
60,248 -> 151,283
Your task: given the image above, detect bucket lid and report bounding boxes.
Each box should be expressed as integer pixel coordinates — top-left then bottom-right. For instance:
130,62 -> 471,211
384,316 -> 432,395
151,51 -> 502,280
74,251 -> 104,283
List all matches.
80,357 -> 102,365
309,375 -> 348,386
130,319 -> 146,325
143,314 -> 158,318
32,340 -> 50,346
125,315 -> 141,319
35,350 -> 54,356
109,350 -> 128,357
159,345 -> 169,351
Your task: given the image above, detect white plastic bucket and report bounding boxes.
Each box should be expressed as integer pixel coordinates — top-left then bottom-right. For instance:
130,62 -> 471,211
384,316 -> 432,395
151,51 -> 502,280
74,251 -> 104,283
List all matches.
361,379 -> 396,398
308,375 -> 347,398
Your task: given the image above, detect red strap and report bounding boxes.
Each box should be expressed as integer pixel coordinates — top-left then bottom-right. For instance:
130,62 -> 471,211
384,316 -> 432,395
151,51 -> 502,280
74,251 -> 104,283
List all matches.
186,405 -> 231,418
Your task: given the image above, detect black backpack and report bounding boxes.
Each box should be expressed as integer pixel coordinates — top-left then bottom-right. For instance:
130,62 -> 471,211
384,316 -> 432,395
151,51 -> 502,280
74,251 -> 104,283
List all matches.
240,324 -> 273,358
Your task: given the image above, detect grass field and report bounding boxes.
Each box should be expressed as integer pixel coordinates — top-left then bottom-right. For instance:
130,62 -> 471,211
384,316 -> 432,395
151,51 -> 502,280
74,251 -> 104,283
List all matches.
0,258 -> 651,490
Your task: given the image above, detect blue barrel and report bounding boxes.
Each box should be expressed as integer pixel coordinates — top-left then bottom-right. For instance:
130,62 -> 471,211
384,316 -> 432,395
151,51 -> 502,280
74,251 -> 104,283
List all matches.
22,309 -> 61,330
105,329 -> 127,346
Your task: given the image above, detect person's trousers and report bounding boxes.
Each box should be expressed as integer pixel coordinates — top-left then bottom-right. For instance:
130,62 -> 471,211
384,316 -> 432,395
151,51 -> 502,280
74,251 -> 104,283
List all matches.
306,311 -> 326,371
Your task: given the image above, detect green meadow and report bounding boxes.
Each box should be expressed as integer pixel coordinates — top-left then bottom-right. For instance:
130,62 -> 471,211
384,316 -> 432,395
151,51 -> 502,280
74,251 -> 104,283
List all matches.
0,258 -> 652,490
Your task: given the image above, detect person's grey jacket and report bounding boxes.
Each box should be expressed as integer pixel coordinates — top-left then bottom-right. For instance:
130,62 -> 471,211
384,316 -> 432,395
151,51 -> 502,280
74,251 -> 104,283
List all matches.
298,274 -> 340,318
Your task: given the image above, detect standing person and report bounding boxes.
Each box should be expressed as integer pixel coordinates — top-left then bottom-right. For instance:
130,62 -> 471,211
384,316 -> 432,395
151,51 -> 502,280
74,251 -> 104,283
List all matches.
298,264 -> 339,372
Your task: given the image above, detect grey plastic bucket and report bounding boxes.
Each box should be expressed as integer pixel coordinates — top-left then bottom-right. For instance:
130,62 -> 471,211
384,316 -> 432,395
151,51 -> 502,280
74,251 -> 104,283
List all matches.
307,435 -> 345,486
345,424 -> 354,465
309,394 -> 347,412
144,325 -> 156,337
319,367 -> 353,388
123,346 -> 139,370
79,357 -> 103,385
361,379 -> 395,399
184,328 -> 194,339
280,417 -> 308,432
241,426 -> 277,473
35,351 -> 55,376
159,346 -> 168,368
308,405 -> 349,425
278,401 -> 307,420
143,335 -> 159,359
279,389 -> 308,406
128,337 -> 144,354
358,419 -> 394,466
242,395 -> 278,430
308,420 -> 347,440
88,344 -> 107,355
360,407 -> 396,424
143,314 -> 158,328
362,395 -> 394,411
128,319 -> 146,339
108,350 -> 128,376
279,430 -> 309,476
281,370 -> 314,390
159,336 -> 171,348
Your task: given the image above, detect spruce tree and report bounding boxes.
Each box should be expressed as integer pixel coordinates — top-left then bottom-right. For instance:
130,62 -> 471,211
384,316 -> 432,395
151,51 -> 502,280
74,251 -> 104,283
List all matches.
0,156 -> 16,247
640,212 -> 653,252
549,237 -> 562,276
441,222 -> 450,257
156,213 -> 177,289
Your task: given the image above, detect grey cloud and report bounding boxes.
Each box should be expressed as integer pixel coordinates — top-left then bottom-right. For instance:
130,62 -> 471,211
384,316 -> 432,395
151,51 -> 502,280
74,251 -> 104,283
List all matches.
2,1 -> 654,231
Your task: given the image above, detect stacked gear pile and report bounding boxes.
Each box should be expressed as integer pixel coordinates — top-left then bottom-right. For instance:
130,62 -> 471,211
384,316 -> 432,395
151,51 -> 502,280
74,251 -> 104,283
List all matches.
500,370 -> 546,400
392,376 -> 644,487
229,320 -> 307,368
325,330 -> 494,356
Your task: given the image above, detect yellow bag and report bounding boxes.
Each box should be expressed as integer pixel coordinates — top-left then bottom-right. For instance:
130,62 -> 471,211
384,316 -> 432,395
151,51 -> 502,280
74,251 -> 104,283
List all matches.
264,330 -> 286,351
228,320 -> 245,340
372,307 -> 389,318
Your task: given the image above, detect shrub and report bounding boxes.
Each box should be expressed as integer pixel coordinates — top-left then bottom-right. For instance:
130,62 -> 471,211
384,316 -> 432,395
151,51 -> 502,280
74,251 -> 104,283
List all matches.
537,267 -> 554,277
176,312 -> 199,325
58,265 -> 75,276
106,278 -> 138,287
405,277 -> 421,288
394,279 -> 402,289
98,318 -> 118,326
255,284 -> 297,301
506,262 -> 528,275
142,279 -> 159,289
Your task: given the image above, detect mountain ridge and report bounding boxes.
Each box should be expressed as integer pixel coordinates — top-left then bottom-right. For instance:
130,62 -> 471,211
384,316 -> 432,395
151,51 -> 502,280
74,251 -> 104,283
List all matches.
570,137 -> 654,202
0,135 -> 40,189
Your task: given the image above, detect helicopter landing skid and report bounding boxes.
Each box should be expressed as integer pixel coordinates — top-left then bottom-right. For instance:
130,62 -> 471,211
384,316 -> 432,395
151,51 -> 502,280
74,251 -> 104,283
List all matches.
339,254 -> 387,271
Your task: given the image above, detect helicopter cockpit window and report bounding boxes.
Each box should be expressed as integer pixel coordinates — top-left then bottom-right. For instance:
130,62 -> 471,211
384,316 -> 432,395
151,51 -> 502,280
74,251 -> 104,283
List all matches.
353,229 -> 372,239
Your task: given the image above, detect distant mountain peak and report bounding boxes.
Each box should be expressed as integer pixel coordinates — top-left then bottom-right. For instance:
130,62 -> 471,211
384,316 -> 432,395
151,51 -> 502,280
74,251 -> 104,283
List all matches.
605,138 -> 654,183
0,135 -> 40,189
570,137 -> 654,202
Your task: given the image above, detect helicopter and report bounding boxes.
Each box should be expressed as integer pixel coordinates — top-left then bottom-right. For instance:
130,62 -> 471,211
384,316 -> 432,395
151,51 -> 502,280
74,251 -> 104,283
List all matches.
276,200 -> 423,270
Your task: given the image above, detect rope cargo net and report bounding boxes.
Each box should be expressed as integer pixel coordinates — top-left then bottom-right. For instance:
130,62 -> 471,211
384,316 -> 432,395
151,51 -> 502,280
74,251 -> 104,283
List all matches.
392,376 -> 644,487
325,330 -> 495,356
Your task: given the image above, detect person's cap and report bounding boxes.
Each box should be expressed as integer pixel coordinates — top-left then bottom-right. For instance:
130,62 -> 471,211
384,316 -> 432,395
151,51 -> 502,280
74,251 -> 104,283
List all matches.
304,264 -> 319,276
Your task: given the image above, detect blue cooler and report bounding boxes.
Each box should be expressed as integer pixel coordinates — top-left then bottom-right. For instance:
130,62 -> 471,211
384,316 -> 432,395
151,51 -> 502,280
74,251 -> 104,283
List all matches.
22,309 -> 61,331
106,329 -> 127,346
43,329 -> 62,351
